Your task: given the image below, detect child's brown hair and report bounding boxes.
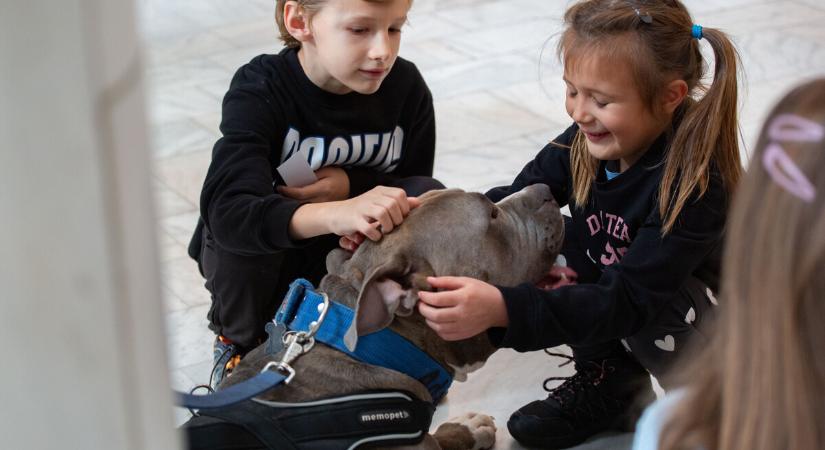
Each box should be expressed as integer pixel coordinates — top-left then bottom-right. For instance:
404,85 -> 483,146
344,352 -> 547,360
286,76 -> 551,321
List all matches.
559,0 -> 742,233
659,78 -> 825,450
275,0 -> 412,49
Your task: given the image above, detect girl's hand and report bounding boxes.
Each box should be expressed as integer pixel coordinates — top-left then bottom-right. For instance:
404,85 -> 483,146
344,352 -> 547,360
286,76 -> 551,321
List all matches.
417,276 -> 509,341
329,187 -> 420,241
277,166 -> 350,203
535,265 -> 578,290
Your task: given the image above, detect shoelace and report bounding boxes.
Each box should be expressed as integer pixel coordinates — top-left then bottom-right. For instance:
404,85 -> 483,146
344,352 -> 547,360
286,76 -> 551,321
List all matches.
541,350 -> 615,408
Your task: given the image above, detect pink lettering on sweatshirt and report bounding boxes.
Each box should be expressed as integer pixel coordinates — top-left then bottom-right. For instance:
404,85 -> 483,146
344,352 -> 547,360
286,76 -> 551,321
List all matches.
584,211 -> 632,266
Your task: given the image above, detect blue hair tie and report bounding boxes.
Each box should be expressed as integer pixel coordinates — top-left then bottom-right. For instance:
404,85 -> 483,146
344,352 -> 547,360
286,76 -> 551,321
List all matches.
692,24 -> 703,40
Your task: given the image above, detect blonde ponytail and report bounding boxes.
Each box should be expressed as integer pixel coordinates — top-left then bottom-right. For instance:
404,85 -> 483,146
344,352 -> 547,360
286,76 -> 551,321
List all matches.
659,27 -> 741,233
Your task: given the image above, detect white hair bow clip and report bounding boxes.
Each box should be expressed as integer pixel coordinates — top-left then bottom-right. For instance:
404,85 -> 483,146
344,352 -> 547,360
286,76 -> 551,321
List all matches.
762,114 -> 823,202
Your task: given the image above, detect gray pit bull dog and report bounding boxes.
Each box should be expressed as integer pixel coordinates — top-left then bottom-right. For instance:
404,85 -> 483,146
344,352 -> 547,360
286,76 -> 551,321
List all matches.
214,183 -> 563,449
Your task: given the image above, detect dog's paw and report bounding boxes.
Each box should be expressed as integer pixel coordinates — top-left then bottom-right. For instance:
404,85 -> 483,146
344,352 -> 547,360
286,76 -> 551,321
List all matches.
433,412 -> 496,450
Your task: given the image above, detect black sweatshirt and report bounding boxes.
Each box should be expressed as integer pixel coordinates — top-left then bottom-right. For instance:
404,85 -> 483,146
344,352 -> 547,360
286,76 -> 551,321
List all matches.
485,124 -> 727,351
189,48 -> 436,258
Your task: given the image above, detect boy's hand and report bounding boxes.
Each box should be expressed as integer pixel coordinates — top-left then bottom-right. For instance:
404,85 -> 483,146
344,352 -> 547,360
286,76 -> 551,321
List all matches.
417,276 -> 508,341
339,232 -> 366,252
277,166 -> 350,203
329,186 -> 420,241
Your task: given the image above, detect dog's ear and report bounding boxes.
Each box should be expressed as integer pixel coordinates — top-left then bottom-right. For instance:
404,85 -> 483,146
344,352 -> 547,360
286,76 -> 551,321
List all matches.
343,257 -> 434,352
326,248 -> 353,276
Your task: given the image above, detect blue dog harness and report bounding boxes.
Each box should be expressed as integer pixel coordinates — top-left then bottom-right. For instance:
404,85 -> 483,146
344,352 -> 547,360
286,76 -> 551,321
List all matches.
276,279 -> 453,403
178,279 -> 453,409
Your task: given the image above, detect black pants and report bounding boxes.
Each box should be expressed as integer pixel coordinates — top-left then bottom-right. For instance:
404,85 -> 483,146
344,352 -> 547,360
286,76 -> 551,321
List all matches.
570,276 -> 716,383
562,218 -> 717,383
198,176 -> 445,351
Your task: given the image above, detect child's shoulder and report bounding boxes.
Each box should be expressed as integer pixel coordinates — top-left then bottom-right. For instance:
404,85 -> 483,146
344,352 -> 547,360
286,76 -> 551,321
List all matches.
222,48 -> 299,95
391,55 -> 420,75
381,55 -> 427,89
234,49 -> 292,78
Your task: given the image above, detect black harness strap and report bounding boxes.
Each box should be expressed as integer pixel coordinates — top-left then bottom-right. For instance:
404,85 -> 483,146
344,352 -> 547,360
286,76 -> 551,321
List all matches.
191,402 -> 297,450
184,413 -> 289,450
183,391 -> 435,450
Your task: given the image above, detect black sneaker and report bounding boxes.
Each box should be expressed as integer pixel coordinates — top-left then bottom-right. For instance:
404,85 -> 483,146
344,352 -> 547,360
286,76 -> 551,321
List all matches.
507,350 -> 654,449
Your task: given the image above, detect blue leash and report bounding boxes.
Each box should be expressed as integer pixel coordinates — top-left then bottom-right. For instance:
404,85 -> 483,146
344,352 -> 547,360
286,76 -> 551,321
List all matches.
177,370 -> 288,410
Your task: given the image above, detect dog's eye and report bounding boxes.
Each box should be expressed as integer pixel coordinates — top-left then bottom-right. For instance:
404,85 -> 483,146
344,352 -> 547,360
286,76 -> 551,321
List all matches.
490,207 -> 499,219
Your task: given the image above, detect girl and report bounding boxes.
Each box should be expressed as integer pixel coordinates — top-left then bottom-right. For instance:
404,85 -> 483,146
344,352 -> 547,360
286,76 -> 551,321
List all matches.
416,0 -> 742,448
190,0 -> 442,388
633,79 -> 825,450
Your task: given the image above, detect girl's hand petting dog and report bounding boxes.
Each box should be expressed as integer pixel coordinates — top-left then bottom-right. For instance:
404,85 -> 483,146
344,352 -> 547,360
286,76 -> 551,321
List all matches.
418,264 -> 578,341
418,276 -> 509,341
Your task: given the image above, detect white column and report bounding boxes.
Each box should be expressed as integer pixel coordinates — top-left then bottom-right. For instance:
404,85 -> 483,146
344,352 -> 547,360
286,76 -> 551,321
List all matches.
0,1 -> 181,449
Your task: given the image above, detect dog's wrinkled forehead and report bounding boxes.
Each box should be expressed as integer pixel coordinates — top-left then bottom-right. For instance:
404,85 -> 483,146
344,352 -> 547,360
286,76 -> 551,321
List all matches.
404,189 -> 494,228
418,188 -> 488,205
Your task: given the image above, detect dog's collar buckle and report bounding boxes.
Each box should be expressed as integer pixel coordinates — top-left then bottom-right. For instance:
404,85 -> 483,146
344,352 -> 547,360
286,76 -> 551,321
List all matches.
260,289 -> 331,381
262,326 -> 320,384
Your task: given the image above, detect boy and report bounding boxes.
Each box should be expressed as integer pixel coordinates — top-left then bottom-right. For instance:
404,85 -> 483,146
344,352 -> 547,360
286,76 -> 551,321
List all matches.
188,0 -> 442,386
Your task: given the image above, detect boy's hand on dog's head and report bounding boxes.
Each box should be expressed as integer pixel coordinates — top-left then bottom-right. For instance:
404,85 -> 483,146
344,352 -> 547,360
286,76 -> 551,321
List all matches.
340,232 -> 365,252
339,193 -> 421,252
327,186 -> 420,242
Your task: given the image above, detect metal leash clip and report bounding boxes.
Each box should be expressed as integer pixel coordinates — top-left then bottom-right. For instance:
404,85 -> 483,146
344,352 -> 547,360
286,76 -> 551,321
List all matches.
261,292 -> 331,384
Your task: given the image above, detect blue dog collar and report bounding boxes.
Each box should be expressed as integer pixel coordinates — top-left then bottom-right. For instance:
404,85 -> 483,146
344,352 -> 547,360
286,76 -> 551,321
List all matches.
275,279 -> 453,403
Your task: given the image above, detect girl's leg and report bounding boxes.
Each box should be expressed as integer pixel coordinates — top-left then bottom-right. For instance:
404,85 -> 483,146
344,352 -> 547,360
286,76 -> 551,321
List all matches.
624,276 -> 717,387
508,270 -> 716,448
507,217 -> 654,448
508,340 -> 653,449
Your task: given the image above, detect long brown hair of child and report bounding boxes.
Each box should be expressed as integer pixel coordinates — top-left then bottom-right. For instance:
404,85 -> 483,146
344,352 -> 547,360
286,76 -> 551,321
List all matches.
559,0 -> 742,234
275,0 -> 412,49
659,78 -> 825,450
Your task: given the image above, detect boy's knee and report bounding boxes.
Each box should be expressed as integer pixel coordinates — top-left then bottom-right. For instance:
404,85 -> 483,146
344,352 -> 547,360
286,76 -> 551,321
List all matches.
390,176 -> 445,196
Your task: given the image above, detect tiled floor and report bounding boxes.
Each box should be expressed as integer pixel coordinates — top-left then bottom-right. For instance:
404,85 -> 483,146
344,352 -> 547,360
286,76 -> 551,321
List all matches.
137,0 -> 825,447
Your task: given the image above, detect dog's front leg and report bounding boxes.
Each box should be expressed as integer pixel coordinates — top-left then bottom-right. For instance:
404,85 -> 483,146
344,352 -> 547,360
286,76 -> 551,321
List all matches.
432,413 -> 496,450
